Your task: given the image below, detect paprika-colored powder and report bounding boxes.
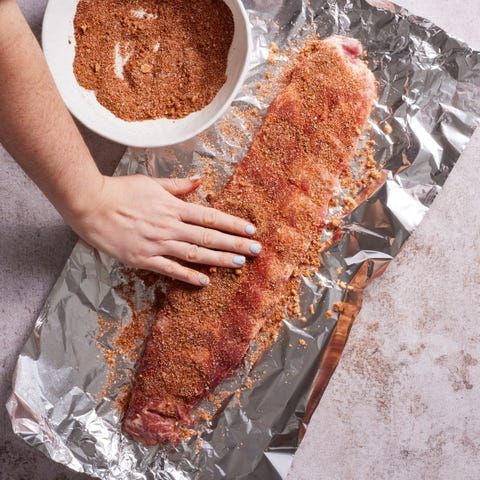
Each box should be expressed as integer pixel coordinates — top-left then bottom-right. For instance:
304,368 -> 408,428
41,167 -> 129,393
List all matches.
73,0 -> 234,121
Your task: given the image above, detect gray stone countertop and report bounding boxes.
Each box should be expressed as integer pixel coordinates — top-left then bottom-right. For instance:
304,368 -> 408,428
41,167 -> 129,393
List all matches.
1,1 -> 479,479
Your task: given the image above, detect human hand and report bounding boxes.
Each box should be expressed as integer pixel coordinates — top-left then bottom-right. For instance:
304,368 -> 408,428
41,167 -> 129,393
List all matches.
67,174 -> 261,286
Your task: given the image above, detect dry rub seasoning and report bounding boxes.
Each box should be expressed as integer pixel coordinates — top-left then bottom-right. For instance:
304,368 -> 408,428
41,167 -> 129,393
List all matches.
73,0 -> 234,121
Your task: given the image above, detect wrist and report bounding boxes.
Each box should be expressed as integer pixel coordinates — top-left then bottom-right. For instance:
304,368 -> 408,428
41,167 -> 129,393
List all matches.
56,170 -> 106,224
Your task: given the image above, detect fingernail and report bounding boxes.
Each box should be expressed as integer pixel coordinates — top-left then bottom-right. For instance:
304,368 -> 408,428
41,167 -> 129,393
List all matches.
189,174 -> 202,181
250,243 -> 262,255
245,224 -> 256,235
199,275 -> 210,286
233,255 -> 246,266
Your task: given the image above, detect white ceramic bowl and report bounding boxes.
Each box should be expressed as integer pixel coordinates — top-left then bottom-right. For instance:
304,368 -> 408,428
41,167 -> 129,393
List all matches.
42,0 -> 252,148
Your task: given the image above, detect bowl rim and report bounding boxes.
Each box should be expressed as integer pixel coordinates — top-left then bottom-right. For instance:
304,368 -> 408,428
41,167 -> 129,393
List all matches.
41,0 -> 252,148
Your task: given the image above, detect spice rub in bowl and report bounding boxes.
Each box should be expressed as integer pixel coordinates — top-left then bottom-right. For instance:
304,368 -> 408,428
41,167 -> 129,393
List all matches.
73,0 -> 234,122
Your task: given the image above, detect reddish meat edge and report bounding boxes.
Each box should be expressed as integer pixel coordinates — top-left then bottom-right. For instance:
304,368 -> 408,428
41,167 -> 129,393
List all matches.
123,35 -> 377,446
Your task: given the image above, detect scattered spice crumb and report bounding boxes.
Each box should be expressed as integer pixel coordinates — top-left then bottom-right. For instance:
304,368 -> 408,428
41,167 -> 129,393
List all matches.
116,386 -> 131,416
178,426 -> 196,442
333,302 -> 346,313
329,196 -> 339,207
197,409 -> 212,422
328,217 -> 341,230
383,122 -> 393,134
342,196 -> 357,210
244,377 -> 253,389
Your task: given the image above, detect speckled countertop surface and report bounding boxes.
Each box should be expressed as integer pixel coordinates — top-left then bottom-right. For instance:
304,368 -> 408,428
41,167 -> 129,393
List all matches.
1,1 -> 480,479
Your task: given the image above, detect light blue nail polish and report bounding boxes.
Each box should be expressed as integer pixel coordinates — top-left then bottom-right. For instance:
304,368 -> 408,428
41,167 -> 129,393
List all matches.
250,243 -> 262,255
233,255 -> 246,266
200,276 -> 210,286
245,224 -> 256,235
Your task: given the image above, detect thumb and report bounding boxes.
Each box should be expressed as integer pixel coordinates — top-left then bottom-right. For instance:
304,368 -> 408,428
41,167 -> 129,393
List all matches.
155,176 -> 202,196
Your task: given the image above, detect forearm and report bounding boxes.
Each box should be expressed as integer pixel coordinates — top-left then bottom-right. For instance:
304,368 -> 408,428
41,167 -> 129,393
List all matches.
0,0 -> 261,285
0,0 -> 103,220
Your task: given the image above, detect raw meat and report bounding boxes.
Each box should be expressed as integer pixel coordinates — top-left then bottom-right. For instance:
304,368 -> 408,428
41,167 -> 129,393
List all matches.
123,35 -> 377,445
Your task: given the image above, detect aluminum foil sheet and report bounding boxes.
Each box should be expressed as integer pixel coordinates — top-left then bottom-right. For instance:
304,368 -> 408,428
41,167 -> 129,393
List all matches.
7,1 -> 480,479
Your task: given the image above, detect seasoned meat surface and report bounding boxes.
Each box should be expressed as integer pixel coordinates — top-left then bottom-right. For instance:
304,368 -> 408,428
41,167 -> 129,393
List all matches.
123,36 -> 377,445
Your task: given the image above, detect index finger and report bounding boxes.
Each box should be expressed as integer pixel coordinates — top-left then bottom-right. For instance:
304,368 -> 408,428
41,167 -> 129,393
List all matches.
179,202 -> 257,237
